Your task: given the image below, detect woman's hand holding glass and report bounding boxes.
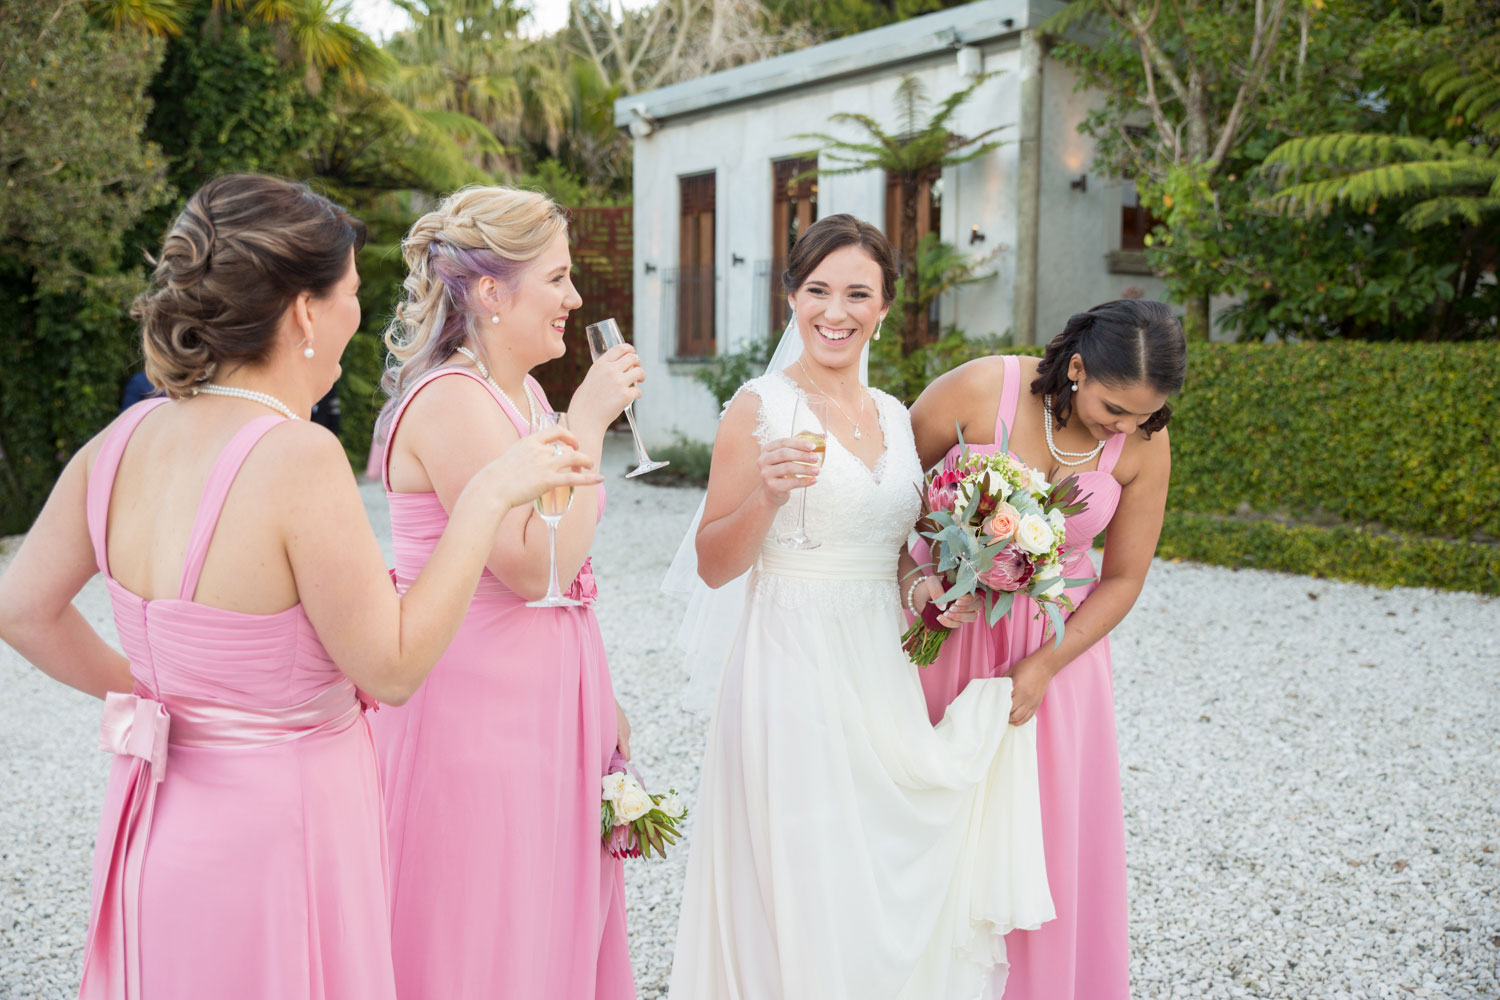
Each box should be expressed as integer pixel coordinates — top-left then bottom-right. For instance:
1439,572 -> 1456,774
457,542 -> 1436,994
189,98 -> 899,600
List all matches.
472,424 -> 601,516
569,343 -> 644,434
756,436 -> 822,506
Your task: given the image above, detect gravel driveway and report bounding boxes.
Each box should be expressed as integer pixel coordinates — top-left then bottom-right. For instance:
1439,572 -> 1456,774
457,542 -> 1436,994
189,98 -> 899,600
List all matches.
1,434 -> 1496,999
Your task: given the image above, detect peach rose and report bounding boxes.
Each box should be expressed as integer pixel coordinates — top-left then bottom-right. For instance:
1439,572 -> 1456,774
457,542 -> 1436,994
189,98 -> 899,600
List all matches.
982,502 -> 1022,543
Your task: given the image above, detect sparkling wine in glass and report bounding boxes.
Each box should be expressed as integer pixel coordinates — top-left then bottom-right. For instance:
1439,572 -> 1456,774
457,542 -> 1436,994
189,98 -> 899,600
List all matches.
776,394 -> 828,550
584,318 -> 669,478
526,411 -> 585,608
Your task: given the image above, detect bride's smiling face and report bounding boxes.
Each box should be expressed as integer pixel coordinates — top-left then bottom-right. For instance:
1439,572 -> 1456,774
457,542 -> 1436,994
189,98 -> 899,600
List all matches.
787,246 -> 889,372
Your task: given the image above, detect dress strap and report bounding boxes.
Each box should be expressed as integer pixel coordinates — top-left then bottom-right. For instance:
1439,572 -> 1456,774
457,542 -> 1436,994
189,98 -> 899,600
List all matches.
381,367 -> 525,491
994,355 -> 1022,445
177,415 -> 286,602
1098,431 -> 1127,476
86,399 -> 171,579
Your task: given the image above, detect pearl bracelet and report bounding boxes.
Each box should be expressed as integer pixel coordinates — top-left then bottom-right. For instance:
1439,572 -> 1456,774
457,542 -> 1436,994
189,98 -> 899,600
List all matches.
905,577 -> 926,617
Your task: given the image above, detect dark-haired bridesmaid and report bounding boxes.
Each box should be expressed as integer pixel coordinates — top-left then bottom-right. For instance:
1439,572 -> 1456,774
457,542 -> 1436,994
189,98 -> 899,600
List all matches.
909,300 -> 1187,1000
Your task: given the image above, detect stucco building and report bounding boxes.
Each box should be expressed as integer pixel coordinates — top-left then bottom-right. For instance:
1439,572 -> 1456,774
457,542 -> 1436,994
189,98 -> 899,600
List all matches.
614,0 -> 1170,444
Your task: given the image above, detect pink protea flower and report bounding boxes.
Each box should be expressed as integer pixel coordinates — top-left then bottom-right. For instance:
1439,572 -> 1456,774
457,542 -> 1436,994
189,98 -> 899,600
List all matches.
605,821 -> 641,859
979,544 -> 1035,593
927,468 -> 962,512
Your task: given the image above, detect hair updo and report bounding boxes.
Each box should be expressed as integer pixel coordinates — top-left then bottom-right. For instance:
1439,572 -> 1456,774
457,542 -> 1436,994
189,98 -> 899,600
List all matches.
380,185 -> 570,415
132,174 -> 366,398
1030,299 -> 1187,437
782,213 -> 898,305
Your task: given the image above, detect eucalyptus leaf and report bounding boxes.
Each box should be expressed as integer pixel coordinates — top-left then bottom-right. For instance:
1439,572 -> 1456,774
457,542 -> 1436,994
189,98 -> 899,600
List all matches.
987,591 -> 1015,625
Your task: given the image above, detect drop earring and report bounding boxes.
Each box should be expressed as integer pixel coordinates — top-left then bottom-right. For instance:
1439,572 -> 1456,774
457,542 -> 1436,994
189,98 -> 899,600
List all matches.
1070,380 -> 1078,392
300,340 -> 315,359
874,320 -> 883,341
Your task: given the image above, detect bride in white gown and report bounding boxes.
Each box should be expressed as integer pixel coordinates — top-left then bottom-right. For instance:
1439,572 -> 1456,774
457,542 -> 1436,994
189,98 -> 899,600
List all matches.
666,215 -> 1054,1000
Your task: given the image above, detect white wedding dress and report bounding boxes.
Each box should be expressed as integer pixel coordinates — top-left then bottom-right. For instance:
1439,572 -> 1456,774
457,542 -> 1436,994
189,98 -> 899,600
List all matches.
668,371 -> 1055,1000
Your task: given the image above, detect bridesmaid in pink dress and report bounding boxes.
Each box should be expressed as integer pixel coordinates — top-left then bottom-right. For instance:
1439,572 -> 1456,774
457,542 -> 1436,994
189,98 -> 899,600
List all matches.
0,174 -> 599,1000
909,300 -> 1186,1000
370,187 -> 639,999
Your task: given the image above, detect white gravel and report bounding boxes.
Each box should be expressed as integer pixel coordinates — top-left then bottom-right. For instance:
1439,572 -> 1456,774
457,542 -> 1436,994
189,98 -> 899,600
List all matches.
1,433 -> 1497,999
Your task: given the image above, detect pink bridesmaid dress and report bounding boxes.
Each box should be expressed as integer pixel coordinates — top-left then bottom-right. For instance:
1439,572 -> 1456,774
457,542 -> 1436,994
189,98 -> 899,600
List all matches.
79,399 -> 396,1000
917,354 -> 1131,1000
371,367 -> 633,1000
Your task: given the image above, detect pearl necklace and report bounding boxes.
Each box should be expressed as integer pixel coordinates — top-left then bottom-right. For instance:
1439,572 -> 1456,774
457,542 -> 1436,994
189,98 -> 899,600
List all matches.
455,346 -> 537,427
195,383 -> 300,420
796,359 -> 866,439
1042,394 -> 1105,467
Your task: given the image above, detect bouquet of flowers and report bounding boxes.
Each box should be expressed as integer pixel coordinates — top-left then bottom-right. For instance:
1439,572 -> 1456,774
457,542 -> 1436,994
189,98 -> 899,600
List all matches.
600,751 -> 687,859
902,430 -> 1094,667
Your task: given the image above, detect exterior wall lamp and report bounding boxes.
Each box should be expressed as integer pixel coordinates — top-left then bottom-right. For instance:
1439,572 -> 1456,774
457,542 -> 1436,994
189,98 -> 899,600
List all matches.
1069,173 -> 1088,193
969,225 -> 986,245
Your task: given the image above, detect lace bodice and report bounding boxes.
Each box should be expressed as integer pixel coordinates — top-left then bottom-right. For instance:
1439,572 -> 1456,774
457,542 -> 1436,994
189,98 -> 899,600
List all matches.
734,372 -> 923,614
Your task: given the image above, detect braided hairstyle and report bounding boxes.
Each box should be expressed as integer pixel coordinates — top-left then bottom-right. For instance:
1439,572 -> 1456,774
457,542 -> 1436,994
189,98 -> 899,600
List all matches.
380,186 -> 570,424
133,174 -> 365,398
1029,299 -> 1186,437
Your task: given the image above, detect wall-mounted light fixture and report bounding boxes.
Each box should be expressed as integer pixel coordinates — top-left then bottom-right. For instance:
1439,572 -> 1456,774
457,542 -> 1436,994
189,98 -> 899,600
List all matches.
732,253 -> 745,266
1069,173 -> 1088,194
957,44 -> 983,79
627,104 -> 659,139
644,262 -> 658,275
969,225 -> 986,245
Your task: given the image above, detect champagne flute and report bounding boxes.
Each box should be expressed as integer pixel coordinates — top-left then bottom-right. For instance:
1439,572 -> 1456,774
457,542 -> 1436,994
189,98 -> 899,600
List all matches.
776,394 -> 828,550
584,318 -> 669,478
526,411 -> 585,609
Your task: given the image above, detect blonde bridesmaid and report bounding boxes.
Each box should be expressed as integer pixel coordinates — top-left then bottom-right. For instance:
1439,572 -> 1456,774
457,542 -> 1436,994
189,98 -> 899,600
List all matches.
372,187 -> 639,999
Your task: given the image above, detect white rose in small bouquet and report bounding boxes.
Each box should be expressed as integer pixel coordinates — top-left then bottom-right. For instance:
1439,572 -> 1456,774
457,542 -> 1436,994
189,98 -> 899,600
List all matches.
615,781 -> 654,823
601,772 -> 628,802
657,792 -> 686,819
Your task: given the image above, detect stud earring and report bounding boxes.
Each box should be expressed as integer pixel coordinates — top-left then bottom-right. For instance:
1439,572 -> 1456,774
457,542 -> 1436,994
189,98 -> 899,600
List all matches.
491,314 -> 500,325
1070,380 -> 1078,392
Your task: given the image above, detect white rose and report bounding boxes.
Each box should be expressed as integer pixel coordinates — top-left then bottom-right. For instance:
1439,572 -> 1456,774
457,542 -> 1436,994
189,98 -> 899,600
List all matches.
1035,575 -> 1066,599
1026,467 -> 1051,494
601,772 -> 628,802
1014,514 -> 1055,555
1047,508 -> 1066,532
615,780 -> 653,823
1038,560 -> 1063,580
658,792 -> 686,819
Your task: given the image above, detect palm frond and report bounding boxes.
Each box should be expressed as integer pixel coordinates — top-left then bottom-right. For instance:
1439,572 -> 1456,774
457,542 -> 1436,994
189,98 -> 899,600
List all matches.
88,0 -> 188,36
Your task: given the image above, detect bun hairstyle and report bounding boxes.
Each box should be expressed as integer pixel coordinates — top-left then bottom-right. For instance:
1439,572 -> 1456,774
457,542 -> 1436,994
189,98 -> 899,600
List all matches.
133,174 -> 366,399
380,186 -> 570,418
1030,299 -> 1187,437
782,213 -> 898,305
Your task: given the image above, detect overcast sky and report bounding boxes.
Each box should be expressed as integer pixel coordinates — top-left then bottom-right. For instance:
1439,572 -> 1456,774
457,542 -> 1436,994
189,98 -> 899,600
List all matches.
344,0 -> 603,40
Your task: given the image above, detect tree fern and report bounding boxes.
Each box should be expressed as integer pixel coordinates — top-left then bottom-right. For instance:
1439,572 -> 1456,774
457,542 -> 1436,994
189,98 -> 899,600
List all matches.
1263,0 -> 1500,230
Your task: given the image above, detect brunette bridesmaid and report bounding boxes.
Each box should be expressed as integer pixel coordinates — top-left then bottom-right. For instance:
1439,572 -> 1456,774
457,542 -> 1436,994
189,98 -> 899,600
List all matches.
909,300 -> 1186,1000
372,186 -> 639,999
0,174 -> 598,999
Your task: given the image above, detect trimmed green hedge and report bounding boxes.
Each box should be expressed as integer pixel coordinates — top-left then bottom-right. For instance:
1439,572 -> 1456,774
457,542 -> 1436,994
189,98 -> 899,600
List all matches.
1163,342 -> 1498,593
1169,342 -> 1496,541
1157,511 -> 1500,593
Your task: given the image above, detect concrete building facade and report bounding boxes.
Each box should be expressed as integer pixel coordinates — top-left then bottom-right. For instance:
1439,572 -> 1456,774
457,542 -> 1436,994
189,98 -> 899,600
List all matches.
614,0 -> 1170,445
